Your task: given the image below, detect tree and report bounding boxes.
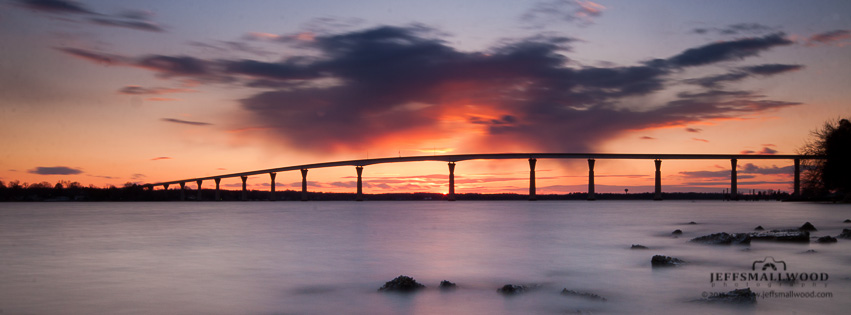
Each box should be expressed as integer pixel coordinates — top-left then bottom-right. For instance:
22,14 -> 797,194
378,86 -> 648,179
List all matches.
799,118 -> 851,199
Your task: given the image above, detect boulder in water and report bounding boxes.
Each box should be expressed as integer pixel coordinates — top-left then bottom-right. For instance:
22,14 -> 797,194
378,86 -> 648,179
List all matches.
754,225 -> 765,231
561,289 -> 607,301
439,280 -> 457,290
838,229 -> 851,239
631,244 -> 649,249
497,284 -> 529,295
844,219 -> 851,223
688,221 -> 697,225
378,275 -> 425,292
799,222 -> 817,231
651,255 -> 684,267
690,232 -> 751,245
672,229 -> 683,235
817,236 -> 837,243
751,230 -> 810,242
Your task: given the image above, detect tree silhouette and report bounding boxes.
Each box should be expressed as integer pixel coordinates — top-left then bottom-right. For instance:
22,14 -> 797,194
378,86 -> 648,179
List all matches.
799,118 -> 851,200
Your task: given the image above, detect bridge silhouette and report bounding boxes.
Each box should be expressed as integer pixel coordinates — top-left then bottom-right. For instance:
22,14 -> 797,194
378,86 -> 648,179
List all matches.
145,153 -> 818,201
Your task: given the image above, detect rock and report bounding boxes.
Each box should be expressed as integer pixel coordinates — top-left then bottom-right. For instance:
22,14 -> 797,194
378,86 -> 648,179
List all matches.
497,284 -> 529,295
701,288 -> 757,304
844,219 -> 851,223
561,289 -> 607,301
688,221 -> 697,225
631,244 -> 649,249
651,255 -> 684,267
754,225 -> 765,231
690,232 -> 751,245
817,236 -> 837,243
799,222 -> 817,231
439,280 -> 457,289
672,229 -> 683,235
751,230 -> 810,242
805,249 -> 817,253
378,275 -> 425,292
838,228 -> 851,239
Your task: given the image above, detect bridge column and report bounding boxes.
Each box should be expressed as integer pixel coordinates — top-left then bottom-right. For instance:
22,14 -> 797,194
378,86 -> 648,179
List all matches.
448,162 -> 456,201
196,180 -> 203,201
301,169 -> 309,201
793,158 -> 800,197
654,159 -> 662,201
240,176 -> 248,201
269,172 -> 276,201
731,159 -> 738,201
588,159 -> 596,201
529,158 -> 537,201
163,184 -> 169,200
214,178 -> 221,201
179,182 -> 186,201
356,166 -> 364,201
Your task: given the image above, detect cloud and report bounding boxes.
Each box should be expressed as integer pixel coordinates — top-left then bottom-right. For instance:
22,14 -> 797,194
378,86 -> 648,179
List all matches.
692,23 -> 776,36
28,166 -> 83,175
684,63 -> 802,88
89,17 -> 164,32
60,26 -> 804,154
692,138 -> 709,143
806,30 -> 850,47
685,128 -> 702,133
680,163 -> 793,180
150,157 -> 171,160
17,0 -> 95,15
640,136 -> 655,140
118,85 -> 195,95
522,0 -> 606,27
667,33 -> 793,67
161,118 -> 212,126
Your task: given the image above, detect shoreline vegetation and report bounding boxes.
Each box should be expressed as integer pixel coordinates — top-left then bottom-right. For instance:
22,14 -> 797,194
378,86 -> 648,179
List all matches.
0,181 -> 801,202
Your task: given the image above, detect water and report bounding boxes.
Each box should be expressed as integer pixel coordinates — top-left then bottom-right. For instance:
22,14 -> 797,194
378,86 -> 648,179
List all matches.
1,201 -> 849,314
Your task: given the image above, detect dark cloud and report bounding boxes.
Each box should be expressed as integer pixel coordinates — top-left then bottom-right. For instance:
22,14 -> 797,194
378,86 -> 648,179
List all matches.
667,33 -> 793,67
118,85 -> 194,95
758,147 -> 778,154
685,128 -> 702,133
640,136 -> 655,140
692,23 -> 776,36
680,163 -> 793,179
161,118 -> 212,126
29,166 -> 83,175
60,26 -> 804,154
684,63 -> 802,88
806,30 -> 850,46
522,0 -> 606,27
89,17 -> 164,32
17,0 -> 95,15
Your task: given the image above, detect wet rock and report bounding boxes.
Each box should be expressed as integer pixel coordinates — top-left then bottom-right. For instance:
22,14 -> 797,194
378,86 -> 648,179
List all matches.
837,228 -> 851,239
690,232 -> 751,245
651,255 -> 684,267
497,284 -> 529,295
378,275 -> 425,292
672,229 -> 683,235
817,236 -> 837,243
439,280 -> 457,290
844,219 -> 851,223
754,225 -> 765,231
751,230 -> 810,242
688,221 -> 697,225
700,288 -> 757,304
799,222 -> 817,231
631,244 -> 649,249
561,289 -> 607,301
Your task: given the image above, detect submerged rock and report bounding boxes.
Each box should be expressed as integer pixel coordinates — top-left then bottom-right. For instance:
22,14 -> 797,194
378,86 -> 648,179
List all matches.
672,229 -> 683,235
561,289 -> 607,301
817,236 -> 838,243
799,222 -> 817,231
844,219 -> 851,223
631,244 -> 649,249
378,275 -> 425,292
751,230 -> 810,242
754,225 -> 765,231
651,255 -> 684,267
439,280 -> 457,290
497,284 -> 529,295
690,232 -> 751,245
838,229 -> 851,239
700,288 -> 757,304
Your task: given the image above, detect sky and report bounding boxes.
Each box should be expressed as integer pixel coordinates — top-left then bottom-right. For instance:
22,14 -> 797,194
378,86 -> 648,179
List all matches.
1,0 -> 850,194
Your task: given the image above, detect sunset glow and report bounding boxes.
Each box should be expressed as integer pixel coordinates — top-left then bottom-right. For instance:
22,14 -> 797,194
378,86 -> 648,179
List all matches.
1,0 -> 849,194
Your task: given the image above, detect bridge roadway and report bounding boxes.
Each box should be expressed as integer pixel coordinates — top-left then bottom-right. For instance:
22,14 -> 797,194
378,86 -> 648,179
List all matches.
145,153 -> 818,201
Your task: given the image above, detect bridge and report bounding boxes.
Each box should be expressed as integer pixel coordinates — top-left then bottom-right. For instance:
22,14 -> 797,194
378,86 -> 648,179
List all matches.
144,153 -> 820,201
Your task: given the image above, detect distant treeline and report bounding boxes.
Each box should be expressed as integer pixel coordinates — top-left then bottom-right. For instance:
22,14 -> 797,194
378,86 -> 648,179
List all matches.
0,180 -> 794,202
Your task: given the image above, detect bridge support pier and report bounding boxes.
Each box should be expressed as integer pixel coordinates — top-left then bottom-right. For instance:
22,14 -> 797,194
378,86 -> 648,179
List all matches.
654,160 -> 662,201
196,180 -> 203,201
301,169 -> 309,201
448,162 -> 456,201
240,176 -> 248,201
214,178 -> 221,201
269,172 -> 276,201
588,159 -> 596,201
179,182 -> 186,201
731,159 -> 738,201
529,158 -> 537,201
793,158 -> 800,197
356,166 -> 364,201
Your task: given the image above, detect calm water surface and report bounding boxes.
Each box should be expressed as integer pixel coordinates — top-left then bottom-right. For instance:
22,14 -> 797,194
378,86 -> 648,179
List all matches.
1,201 -> 849,314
